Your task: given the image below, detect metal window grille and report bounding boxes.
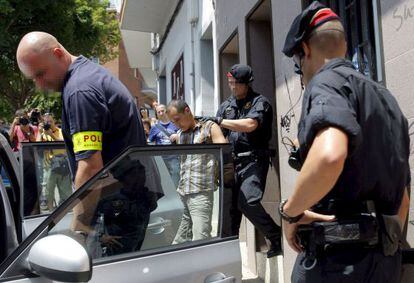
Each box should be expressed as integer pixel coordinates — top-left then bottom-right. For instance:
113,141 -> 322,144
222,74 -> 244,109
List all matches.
302,0 -> 380,82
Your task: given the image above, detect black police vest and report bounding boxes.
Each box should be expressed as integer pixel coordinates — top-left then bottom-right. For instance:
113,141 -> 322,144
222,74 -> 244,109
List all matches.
218,90 -> 272,154
301,60 -> 410,215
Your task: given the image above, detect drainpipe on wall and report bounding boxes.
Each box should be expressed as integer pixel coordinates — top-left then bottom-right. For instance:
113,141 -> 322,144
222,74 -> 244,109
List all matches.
190,21 -> 197,113
189,0 -> 199,113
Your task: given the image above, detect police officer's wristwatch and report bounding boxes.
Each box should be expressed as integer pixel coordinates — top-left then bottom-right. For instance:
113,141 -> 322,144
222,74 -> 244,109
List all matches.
279,199 -> 304,224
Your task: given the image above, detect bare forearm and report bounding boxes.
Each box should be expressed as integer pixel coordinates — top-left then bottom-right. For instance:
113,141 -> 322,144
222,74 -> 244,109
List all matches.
211,123 -> 227,143
74,152 -> 103,189
284,152 -> 345,216
220,118 -> 257,133
28,133 -> 36,142
50,131 -> 62,141
75,167 -> 101,190
9,126 -> 16,141
284,127 -> 348,217
75,169 -> 97,189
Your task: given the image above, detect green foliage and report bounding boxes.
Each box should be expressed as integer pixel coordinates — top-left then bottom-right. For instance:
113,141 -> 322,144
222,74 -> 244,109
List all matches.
0,0 -> 120,121
26,91 -> 63,122
0,96 -> 15,123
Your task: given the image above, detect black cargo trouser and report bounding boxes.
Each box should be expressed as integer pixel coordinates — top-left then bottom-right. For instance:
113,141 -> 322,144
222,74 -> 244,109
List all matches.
230,155 -> 281,243
292,247 -> 402,283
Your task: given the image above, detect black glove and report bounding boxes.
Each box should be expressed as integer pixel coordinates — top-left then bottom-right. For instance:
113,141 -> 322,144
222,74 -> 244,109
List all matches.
194,116 -> 223,125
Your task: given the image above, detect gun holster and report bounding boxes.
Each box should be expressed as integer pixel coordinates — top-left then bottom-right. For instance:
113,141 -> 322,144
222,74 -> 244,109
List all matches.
378,214 -> 402,256
297,213 -> 379,260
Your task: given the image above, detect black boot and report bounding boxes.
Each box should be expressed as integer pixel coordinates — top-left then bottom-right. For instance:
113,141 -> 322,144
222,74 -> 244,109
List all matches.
267,238 -> 282,258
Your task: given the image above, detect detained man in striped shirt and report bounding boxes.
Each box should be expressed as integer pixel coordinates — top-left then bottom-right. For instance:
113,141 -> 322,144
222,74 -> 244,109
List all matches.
167,100 -> 227,243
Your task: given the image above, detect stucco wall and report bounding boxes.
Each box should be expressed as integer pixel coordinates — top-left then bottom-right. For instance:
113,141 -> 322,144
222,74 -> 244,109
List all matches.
215,0 -> 260,64
196,38 -> 215,115
195,0 -> 215,116
380,0 -> 414,245
153,0 -> 414,281
271,1 -> 414,280
155,0 -> 215,115
271,2 -> 302,282
156,0 -> 191,105
215,0 -> 302,281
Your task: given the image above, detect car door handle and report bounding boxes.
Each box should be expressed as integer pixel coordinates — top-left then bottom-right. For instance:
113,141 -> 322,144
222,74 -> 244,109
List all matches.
208,277 -> 235,283
205,274 -> 236,283
147,217 -> 172,234
147,218 -> 172,228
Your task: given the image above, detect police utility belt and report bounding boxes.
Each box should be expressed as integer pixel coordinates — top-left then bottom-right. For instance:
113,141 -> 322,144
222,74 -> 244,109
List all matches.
232,150 -> 269,161
291,201 -> 402,270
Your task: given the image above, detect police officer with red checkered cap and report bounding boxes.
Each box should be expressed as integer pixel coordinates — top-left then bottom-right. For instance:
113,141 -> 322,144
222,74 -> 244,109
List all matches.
216,63 -> 282,258
281,1 -> 410,282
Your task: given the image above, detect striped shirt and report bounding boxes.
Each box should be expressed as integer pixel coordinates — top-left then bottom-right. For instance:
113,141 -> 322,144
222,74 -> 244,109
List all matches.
176,120 -> 218,195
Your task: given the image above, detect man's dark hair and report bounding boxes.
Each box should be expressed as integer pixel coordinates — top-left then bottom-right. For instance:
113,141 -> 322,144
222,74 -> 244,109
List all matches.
167,99 -> 189,114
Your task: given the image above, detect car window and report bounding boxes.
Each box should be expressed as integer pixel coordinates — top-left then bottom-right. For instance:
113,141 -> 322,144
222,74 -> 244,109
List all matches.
0,166 -> 11,190
20,142 -> 71,217
0,144 -> 236,279
0,134 -> 21,244
0,178 -> 9,263
0,164 -> 14,212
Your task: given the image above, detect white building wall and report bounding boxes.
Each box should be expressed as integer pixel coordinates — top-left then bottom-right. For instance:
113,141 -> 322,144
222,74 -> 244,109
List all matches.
380,0 -> 414,245
154,0 -> 215,115
156,0 -> 191,106
201,0 -> 214,32
151,0 -> 414,281
271,2 -> 303,281
271,0 -> 414,279
196,0 -> 215,116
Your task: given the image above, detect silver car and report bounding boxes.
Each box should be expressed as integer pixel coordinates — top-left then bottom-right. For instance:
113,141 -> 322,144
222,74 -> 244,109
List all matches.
0,134 -> 241,282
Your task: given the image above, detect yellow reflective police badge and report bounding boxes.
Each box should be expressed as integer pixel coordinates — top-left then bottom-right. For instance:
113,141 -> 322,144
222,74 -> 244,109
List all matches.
244,102 -> 252,110
73,131 -> 103,152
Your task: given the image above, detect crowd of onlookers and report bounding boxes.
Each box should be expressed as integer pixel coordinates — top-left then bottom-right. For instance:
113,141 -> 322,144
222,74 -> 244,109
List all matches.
0,102 -> 178,153
0,103 -> 181,215
139,103 -> 179,146
0,108 -> 63,152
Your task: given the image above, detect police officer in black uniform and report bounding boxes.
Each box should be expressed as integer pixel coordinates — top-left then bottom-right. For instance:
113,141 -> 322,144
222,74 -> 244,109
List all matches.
280,2 -> 410,282
215,64 -> 282,257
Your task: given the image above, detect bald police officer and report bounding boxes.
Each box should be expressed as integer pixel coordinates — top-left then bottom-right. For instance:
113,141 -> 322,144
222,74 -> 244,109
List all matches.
281,2 -> 410,282
16,32 -> 146,188
216,64 -> 281,257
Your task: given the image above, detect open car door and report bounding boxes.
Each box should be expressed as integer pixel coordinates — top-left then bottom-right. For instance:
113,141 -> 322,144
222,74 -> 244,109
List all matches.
0,144 -> 241,283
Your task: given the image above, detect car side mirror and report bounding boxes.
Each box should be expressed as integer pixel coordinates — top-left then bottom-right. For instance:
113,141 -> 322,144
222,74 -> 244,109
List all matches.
28,234 -> 92,282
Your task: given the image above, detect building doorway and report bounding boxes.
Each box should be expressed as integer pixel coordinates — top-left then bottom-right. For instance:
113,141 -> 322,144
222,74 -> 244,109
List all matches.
199,24 -> 215,115
246,0 -> 281,254
219,32 -> 239,102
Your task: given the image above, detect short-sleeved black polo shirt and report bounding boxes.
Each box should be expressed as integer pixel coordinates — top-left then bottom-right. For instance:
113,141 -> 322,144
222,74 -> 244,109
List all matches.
299,58 -> 410,215
216,88 -> 273,153
61,56 -> 146,178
